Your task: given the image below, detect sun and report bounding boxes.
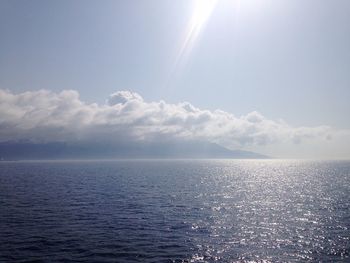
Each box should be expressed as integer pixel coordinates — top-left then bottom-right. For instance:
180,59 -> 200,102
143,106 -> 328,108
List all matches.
191,0 -> 218,32
174,0 -> 218,69
165,0 -> 219,88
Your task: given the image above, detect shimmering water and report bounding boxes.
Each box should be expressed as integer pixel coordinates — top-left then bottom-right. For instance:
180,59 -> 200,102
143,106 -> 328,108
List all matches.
0,160 -> 349,262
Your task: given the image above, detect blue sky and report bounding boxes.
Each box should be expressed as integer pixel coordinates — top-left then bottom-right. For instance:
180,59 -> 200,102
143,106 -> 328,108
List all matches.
0,0 -> 350,158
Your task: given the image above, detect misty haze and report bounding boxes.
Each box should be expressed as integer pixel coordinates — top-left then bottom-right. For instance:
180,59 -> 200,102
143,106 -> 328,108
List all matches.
0,0 -> 349,262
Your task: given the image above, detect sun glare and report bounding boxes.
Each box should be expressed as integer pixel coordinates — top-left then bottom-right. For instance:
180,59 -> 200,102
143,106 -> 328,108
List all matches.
192,0 -> 218,31
174,0 -> 218,70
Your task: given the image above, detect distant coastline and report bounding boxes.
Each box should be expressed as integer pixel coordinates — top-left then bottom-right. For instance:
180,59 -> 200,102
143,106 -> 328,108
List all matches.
0,141 -> 268,160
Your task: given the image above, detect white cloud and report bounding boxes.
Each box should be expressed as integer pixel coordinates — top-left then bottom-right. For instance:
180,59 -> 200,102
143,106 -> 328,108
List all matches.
0,89 -> 343,154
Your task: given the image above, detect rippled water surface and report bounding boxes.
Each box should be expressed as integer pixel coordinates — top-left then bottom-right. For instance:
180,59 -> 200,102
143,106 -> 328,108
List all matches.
0,160 -> 349,262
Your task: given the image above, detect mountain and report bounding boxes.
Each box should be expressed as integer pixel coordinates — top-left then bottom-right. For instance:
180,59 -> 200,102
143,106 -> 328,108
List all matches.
0,140 -> 268,160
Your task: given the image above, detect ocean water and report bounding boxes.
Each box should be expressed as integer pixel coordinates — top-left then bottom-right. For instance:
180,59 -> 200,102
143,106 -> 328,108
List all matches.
0,160 -> 349,262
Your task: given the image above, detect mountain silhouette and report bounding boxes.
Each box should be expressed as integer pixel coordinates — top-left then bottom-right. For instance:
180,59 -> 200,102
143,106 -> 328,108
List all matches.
0,140 -> 268,160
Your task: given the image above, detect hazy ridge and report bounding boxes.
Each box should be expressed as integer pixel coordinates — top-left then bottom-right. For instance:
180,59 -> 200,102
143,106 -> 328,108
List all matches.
0,141 -> 268,160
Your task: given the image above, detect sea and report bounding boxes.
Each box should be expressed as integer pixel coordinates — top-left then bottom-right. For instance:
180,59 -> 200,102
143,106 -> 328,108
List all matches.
0,160 -> 349,262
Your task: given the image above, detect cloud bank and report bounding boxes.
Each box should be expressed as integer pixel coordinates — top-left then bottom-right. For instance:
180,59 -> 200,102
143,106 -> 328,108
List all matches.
0,89 -> 337,155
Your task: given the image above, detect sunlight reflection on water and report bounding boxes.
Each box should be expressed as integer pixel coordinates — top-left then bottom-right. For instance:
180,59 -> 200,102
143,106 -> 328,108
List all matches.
0,160 -> 349,262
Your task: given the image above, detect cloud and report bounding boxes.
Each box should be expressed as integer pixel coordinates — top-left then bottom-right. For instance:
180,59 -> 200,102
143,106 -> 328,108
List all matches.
0,89 -> 337,150
107,91 -> 143,106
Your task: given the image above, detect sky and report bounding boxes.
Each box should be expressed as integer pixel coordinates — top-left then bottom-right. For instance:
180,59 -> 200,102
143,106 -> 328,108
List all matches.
0,0 -> 350,159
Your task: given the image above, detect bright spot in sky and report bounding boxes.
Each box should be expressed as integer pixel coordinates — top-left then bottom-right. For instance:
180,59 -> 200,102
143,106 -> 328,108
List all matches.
173,0 -> 218,71
192,0 -> 218,30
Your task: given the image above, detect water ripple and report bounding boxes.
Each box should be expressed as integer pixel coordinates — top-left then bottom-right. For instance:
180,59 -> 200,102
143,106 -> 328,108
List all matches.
0,160 -> 349,262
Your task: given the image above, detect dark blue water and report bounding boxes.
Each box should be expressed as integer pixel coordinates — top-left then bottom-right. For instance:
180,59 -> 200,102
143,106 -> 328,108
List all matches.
0,160 -> 349,262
